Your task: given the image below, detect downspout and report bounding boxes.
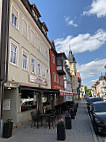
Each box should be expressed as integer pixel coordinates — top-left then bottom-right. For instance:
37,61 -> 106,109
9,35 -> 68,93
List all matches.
0,0 -> 10,133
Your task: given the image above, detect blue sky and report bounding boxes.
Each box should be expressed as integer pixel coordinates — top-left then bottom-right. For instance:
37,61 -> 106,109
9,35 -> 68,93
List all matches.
30,0 -> 106,88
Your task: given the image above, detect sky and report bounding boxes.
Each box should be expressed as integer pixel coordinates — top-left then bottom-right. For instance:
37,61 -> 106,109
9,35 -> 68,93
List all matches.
30,0 -> 106,88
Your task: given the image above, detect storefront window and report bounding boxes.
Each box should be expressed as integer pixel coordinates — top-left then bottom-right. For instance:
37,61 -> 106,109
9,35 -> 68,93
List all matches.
21,91 -> 37,112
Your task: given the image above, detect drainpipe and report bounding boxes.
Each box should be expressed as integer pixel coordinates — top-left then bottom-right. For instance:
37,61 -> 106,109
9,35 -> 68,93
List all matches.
0,0 -> 10,136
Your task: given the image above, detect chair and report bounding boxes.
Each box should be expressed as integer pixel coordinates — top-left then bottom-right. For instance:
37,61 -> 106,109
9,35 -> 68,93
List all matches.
45,111 -> 56,129
31,112 -> 40,128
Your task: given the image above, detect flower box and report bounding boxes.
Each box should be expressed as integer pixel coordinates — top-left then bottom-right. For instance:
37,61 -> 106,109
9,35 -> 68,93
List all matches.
65,116 -> 72,129
57,118 -> 66,141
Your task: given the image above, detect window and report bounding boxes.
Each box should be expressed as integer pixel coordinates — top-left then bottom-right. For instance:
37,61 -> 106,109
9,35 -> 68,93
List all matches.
22,49 -> 28,71
46,50 -> 48,59
22,19 -> 27,38
31,58 -> 36,74
10,39 -> 18,66
53,72 -> 56,82
57,75 -> 59,83
11,6 -> 18,29
42,66 -> 45,78
37,36 -> 41,51
31,30 -> 35,47
37,63 -> 40,75
52,55 -> 55,64
10,44 -> 17,65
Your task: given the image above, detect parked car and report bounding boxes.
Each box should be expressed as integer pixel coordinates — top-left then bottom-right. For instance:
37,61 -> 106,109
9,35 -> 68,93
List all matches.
21,101 -> 36,111
87,97 -> 103,114
90,101 -> 106,134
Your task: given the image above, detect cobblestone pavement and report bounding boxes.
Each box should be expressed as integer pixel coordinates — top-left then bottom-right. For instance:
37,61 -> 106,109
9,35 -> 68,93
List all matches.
0,100 -> 95,142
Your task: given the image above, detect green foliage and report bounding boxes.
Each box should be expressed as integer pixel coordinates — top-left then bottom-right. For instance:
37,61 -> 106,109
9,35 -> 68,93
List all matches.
84,86 -> 91,96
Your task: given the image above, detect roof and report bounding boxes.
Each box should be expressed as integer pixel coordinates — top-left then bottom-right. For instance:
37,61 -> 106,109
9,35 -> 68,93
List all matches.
68,49 -> 76,63
21,0 -> 51,46
77,72 -> 81,78
30,3 -> 41,18
57,52 -> 67,59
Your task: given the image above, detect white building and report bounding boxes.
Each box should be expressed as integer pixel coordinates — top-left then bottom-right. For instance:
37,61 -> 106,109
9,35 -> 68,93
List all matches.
2,0 -> 51,127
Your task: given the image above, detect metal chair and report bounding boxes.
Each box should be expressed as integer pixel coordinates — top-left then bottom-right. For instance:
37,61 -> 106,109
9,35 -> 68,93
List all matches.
31,111 -> 40,128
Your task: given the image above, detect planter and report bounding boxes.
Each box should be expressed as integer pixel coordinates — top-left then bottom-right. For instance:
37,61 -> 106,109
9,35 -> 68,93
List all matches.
3,121 -> 13,138
70,108 -> 75,119
65,117 -> 72,129
57,123 -> 66,141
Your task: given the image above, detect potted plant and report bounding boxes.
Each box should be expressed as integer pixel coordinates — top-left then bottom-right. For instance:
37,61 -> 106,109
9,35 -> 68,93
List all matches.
65,113 -> 72,129
57,118 -> 66,141
3,119 -> 13,138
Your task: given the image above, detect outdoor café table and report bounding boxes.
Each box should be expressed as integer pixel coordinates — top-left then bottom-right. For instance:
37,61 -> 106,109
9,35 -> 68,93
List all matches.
39,113 -> 51,128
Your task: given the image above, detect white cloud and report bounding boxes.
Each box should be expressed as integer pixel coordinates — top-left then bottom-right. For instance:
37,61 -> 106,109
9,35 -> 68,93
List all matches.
83,0 -> 106,18
77,59 -> 106,79
64,16 -> 78,27
65,16 -> 70,22
55,29 -> 106,54
89,79 -> 98,84
68,20 -> 78,27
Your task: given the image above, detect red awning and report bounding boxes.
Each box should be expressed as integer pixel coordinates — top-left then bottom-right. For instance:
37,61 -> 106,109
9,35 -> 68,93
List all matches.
60,90 -> 77,96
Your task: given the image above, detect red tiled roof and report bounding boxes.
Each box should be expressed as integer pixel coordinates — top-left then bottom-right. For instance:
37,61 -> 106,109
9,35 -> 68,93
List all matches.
77,72 -> 81,78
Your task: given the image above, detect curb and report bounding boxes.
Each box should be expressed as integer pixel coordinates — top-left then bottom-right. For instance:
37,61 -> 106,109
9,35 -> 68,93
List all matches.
86,108 -> 98,142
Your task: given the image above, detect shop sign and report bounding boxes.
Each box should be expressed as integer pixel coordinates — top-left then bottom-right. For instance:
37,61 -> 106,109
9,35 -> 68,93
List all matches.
28,74 -> 47,86
60,90 -> 77,96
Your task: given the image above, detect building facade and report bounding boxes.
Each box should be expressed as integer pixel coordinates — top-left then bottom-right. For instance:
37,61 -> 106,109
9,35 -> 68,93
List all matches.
3,0 -> 52,127
68,50 -> 78,99
95,73 -> 106,99
77,72 -> 81,100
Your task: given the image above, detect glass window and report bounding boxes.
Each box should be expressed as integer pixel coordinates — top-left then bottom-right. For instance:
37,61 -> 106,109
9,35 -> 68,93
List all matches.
31,58 -> 35,73
22,53 -> 28,70
31,30 -> 35,47
11,6 -> 18,28
38,63 -> 40,75
22,19 -> 27,38
52,55 -> 55,64
53,72 -> 56,82
57,75 -> 59,83
10,44 -> 17,65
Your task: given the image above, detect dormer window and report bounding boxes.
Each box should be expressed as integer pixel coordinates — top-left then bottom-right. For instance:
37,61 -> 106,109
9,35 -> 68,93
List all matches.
32,9 -> 38,20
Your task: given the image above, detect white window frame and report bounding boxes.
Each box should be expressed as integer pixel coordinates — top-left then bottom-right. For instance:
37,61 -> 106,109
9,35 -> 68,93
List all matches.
53,72 -> 56,82
9,39 -> 19,67
22,17 -> 28,39
52,54 -> 55,64
46,50 -> 48,59
11,5 -> 19,30
22,48 -> 29,71
30,28 -> 36,47
31,55 -> 36,74
42,65 -> 46,78
37,61 -> 41,76
57,75 -> 59,83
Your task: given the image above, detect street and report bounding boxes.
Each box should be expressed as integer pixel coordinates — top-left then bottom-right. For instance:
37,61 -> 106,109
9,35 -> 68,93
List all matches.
0,100 -> 105,142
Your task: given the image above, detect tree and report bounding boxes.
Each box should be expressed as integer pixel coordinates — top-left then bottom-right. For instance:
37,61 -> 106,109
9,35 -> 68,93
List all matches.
84,86 -> 91,96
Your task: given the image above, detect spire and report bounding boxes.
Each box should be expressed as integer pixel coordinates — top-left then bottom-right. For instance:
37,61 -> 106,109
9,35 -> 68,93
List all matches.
68,46 -> 76,63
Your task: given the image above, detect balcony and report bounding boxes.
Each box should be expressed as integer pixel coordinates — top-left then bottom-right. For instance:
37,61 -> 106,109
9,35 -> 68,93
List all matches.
56,65 -> 66,75
56,52 -> 67,75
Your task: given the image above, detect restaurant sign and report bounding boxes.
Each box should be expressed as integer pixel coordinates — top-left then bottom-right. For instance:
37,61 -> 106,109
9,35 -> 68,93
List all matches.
60,90 -> 77,96
28,74 -> 47,86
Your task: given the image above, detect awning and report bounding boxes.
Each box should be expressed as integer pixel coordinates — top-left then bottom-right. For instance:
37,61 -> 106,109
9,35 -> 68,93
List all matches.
59,90 -> 77,96
19,85 -> 59,94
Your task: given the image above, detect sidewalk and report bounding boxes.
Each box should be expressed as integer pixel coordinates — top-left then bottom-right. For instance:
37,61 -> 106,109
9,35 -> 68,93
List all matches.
0,100 -> 95,142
